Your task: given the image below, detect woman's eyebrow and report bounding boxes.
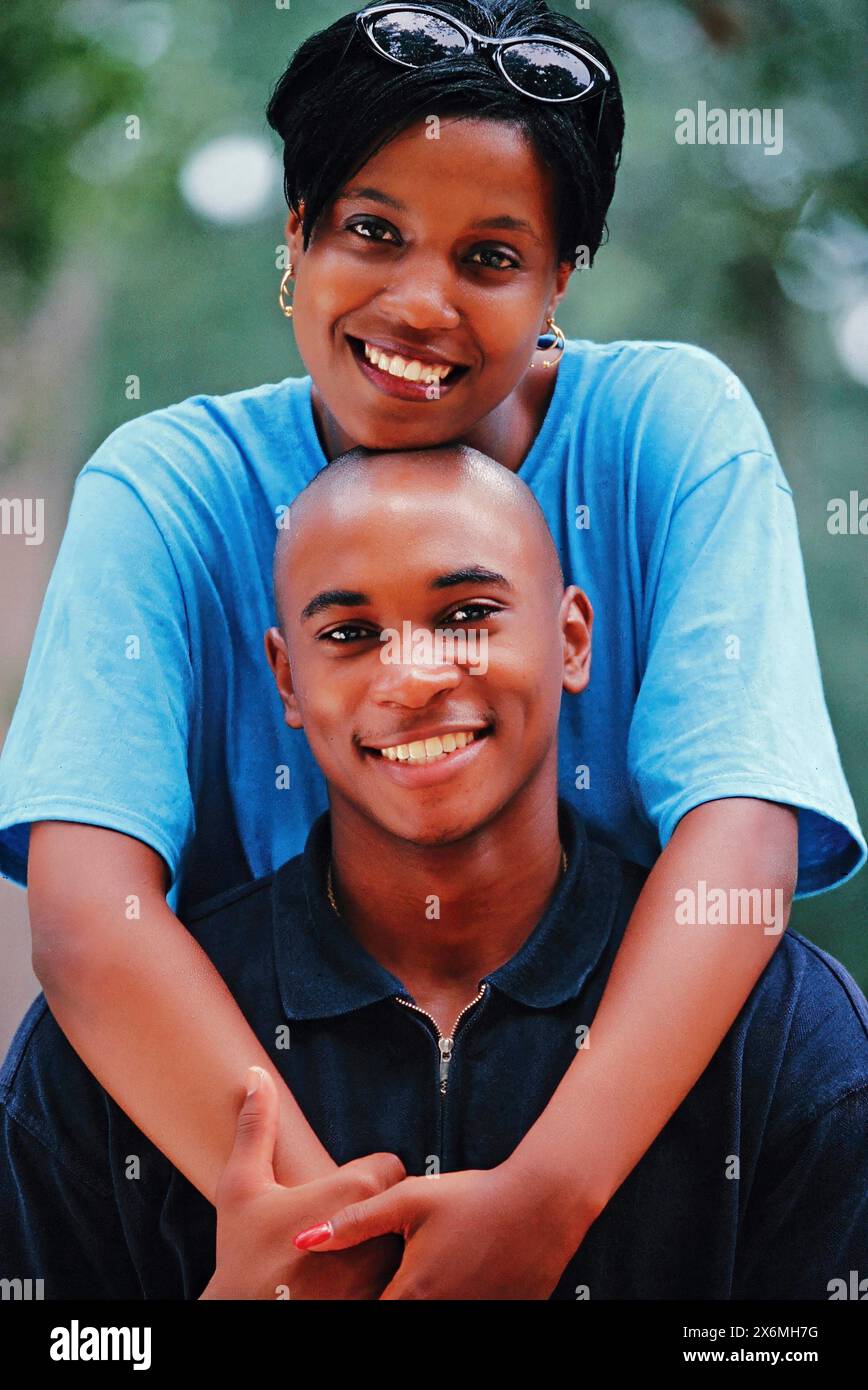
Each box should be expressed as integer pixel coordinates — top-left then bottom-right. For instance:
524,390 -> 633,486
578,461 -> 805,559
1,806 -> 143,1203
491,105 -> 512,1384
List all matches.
336,187 -> 540,243
473,214 -> 541,243
338,186 -> 405,211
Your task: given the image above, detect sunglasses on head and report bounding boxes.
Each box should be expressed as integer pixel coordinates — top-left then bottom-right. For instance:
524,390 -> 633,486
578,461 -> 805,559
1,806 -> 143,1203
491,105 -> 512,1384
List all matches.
356,3 -> 610,133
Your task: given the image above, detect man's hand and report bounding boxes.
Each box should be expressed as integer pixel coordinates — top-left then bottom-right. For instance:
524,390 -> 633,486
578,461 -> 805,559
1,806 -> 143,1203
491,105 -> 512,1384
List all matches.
200,1068 -> 405,1299
292,1163 -> 596,1300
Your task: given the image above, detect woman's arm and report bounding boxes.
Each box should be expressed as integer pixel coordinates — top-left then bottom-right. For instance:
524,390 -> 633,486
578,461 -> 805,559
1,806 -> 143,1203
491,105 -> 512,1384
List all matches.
287,798 -> 800,1298
29,821 -> 336,1204
510,797 -> 799,1219
289,800 -> 801,1295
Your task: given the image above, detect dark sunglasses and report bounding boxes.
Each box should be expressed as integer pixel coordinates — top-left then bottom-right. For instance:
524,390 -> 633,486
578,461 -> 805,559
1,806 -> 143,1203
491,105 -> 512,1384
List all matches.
356,3 -> 610,131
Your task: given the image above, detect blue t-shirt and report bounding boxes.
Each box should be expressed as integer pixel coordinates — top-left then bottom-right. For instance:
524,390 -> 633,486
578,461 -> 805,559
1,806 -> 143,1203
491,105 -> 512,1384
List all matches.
0,338 -> 863,912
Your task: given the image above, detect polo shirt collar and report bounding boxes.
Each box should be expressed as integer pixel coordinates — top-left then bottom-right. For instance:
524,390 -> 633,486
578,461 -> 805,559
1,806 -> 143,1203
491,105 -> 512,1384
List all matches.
272,798 -> 623,1021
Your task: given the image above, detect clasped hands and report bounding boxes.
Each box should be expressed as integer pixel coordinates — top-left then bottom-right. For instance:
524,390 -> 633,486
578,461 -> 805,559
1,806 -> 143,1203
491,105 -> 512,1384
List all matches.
200,1068 -> 594,1301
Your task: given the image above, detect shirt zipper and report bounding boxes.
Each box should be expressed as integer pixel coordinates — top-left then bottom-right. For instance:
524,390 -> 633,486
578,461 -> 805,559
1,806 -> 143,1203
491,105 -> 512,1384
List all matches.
394,982 -> 489,1094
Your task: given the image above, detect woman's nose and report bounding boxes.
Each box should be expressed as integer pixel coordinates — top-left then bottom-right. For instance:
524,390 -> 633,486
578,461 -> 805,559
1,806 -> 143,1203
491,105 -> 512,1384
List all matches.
376,253 -> 462,332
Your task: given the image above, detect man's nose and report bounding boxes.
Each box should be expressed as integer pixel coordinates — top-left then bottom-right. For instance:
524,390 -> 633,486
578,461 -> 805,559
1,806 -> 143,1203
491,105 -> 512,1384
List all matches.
370,649 -> 463,708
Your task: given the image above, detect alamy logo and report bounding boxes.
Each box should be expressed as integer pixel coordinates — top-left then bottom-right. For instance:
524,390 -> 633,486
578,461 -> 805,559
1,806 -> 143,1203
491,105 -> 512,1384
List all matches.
827,1270 -> 868,1299
50,1320 -> 152,1370
675,101 -> 783,156
0,1276 -> 44,1299
674,881 -> 785,936
0,497 -> 44,545
380,621 -> 488,675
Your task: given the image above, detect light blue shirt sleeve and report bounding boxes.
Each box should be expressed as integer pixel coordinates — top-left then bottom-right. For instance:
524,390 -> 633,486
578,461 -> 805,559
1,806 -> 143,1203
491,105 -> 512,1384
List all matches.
0,465 -> 195,890
627,434 -> 864,897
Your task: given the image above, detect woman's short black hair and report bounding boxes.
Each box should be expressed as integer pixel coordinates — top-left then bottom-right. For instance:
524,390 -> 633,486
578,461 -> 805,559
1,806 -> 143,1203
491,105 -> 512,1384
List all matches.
265,0 -> 624,268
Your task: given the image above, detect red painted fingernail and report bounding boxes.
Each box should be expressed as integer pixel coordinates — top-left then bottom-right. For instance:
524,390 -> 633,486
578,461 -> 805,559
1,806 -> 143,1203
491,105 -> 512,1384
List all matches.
294,1221 -> 333,1250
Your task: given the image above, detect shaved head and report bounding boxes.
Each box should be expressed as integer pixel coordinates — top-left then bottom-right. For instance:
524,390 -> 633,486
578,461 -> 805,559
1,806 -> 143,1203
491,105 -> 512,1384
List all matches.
273,444 -> 565,632
264,438 -> 592,851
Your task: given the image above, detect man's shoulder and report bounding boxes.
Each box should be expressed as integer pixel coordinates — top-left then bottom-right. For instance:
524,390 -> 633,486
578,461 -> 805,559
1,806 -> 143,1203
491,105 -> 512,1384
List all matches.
183,866 -> 281,928
584,829 -> 648,907
579,829 -> 648,954
0,996 -> 117,1198
182,867 -> 281,952
181,851 -> 306,957
760,929 -> 868,1050
746,929 -> 868,1135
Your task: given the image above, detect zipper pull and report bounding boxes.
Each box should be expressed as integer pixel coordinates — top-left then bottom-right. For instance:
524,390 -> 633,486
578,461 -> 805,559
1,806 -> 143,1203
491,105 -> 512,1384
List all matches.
438,1037 -> 454,1092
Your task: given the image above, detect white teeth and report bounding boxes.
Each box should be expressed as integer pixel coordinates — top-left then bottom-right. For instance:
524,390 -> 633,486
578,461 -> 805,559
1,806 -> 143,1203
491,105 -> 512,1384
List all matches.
363,340 -> 454,384
377,731 -> 478,764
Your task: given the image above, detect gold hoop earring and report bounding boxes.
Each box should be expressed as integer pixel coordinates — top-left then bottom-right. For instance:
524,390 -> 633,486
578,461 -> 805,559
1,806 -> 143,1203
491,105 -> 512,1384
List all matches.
278,263 -> 294,319
530,316 -> 565,368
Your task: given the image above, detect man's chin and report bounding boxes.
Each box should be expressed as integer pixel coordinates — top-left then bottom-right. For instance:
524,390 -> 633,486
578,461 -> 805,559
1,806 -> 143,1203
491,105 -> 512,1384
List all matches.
335,790 -> 493,850
376,811 -> 486,849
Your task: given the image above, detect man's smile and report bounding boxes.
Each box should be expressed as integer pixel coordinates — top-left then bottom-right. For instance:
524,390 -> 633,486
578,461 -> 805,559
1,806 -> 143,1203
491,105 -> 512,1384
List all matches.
359,721 -> 493,783
379,729 -> 476,761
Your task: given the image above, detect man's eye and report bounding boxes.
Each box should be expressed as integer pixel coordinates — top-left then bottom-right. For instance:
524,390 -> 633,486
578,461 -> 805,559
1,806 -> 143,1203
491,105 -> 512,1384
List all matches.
444,602 -> 501,624
467,247 -> 519,271
319,624 -> 376,644
347,218 -> 399,245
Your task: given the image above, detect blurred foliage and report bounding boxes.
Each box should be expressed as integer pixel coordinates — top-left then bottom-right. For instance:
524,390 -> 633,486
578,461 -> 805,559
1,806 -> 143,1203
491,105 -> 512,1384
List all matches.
1,0 -> 866,972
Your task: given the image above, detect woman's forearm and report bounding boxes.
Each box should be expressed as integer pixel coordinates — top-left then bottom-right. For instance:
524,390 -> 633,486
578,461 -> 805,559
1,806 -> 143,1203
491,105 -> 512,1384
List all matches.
508,798 -> 798,1218
28,822 -> 334,1204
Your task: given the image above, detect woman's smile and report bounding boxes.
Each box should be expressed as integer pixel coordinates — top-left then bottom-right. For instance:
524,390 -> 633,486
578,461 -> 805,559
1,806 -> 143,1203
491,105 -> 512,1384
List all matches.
346,333 -> 471,402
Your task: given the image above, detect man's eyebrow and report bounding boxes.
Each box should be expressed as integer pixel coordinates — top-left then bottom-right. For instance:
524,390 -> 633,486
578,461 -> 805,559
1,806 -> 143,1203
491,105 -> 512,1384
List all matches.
336,188 -> 541,244
431,567 -> 514,592
300,589 -> 370,623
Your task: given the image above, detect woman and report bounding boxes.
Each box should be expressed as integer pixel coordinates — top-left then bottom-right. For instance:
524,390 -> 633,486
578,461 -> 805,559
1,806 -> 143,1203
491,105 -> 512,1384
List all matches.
0,0 -> 862,1298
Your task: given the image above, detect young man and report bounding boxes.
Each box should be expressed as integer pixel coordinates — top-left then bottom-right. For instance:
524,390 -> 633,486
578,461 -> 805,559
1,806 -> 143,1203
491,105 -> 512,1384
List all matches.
1,447 -> 866,1299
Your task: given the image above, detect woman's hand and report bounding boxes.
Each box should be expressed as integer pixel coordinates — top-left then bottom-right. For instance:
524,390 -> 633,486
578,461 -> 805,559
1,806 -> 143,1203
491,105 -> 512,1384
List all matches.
200,1068 -> 405,1300
292,1161 -> 596,1300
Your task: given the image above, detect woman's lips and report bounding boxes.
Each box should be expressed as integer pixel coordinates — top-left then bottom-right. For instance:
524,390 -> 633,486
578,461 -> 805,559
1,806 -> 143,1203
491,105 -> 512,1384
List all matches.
346,335 -> 469,401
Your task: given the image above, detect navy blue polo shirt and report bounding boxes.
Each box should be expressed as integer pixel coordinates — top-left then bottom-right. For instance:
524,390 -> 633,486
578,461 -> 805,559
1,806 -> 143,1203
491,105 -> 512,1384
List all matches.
1,800 -> 866,1300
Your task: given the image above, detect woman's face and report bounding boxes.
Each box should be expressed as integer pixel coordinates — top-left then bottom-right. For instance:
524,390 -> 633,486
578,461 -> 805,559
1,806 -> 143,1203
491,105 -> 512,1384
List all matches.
286,116 -> 573,451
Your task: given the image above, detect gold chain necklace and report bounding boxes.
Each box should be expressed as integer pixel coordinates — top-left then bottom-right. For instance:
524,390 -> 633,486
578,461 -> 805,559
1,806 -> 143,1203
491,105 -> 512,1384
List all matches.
325,845 -> 568,917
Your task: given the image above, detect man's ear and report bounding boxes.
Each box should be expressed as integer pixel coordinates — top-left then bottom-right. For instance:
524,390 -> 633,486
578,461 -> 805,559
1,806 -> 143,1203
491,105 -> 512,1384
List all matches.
264,627 -> 304,730
559,586 -> 592,695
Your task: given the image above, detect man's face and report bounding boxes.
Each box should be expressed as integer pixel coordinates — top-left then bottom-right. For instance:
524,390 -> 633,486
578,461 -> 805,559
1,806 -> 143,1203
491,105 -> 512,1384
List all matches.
286,117 -> 572,450
266,460 -> 591,846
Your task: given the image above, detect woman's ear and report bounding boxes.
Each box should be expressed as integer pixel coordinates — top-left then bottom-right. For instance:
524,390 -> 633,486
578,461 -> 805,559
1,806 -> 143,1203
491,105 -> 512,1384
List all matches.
264,627 -> 304,729
559,586 -> 593,695
284,201 -> 304,263
543,257 -> 575,325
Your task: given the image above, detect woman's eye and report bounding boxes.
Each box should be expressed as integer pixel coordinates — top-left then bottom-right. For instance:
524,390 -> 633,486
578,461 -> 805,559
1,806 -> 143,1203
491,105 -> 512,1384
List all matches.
347,218 -> 399,245
467,247 -> 519,271
319,624 -> 377,644
444,602 -> 501,624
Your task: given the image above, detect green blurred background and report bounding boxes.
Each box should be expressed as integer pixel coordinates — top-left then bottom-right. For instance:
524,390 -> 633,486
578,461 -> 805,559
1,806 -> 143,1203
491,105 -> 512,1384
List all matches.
0,0 -> 866,1041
